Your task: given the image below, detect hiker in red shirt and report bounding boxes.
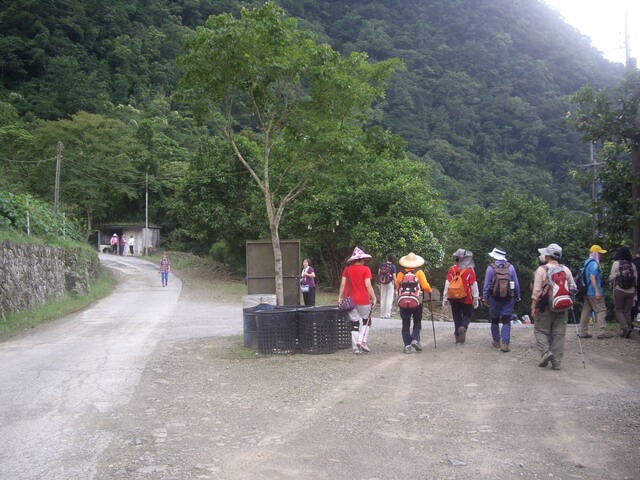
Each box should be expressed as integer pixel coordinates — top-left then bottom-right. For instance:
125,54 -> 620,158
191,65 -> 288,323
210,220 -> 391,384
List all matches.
443,248 -> 480,344
338,247 -> 377,355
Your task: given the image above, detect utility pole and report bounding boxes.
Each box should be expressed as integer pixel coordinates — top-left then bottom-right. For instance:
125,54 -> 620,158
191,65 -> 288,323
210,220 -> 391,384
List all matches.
54,141 -> 63,215
578,143 -> 603,238
590,143 -> 598,237
625,10 -> 640,251
144,172 -> 149,256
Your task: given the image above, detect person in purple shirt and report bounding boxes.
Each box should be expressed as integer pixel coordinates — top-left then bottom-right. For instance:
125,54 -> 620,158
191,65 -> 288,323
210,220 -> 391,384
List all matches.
300,258 -> 316,306
482,248 -> 521,352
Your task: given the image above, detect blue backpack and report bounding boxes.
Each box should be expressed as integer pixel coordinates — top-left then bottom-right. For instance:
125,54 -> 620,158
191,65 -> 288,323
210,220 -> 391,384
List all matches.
575,259 -> 595,298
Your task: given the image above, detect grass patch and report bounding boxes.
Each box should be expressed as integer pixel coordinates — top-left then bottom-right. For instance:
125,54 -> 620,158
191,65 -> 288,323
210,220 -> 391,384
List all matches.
225,345 -> 263,359
0,269 -> 117,341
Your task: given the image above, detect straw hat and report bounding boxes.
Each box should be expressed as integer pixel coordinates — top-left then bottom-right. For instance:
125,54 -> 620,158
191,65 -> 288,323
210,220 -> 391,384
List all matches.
398,252 -> 425,269
347,246 -> 372,263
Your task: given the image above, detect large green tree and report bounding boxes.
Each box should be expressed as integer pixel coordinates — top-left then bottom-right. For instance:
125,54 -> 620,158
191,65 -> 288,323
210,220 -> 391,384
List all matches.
568,68 -> 640,250
26,112 -> 149,239
283,126 -> 448,287
176,2 -> 401,303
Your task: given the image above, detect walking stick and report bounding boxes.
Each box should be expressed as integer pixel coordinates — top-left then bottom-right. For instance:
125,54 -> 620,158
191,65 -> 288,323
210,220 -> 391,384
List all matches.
570,307 -> 586,369
427,296 -> 437,348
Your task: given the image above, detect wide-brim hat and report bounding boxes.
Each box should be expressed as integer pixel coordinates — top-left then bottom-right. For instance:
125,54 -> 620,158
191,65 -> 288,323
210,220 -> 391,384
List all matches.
399,252 -> 425,269
453,248 -> 475,269
347,246 -> 372,263
590,244 -> 607,254
538,243 -> 562,259
488,248 -> 507,262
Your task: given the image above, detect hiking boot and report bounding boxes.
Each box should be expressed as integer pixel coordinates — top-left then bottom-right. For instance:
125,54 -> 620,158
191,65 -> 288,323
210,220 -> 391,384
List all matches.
360,343 -> 371,353
457,326 -> 467,344
500,343 -> 510,353
492,340 -> 501,349
597,333 -> 614,339
538,351 -> 554,368
551,361 -> 561,371
411,340 -> 423,352
577,333 -> 592,339
403,345 -> 412,354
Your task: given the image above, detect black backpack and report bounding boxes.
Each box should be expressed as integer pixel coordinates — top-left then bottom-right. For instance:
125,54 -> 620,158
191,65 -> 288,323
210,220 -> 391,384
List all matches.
378,262 -> 393,284
617,260 -> 635,289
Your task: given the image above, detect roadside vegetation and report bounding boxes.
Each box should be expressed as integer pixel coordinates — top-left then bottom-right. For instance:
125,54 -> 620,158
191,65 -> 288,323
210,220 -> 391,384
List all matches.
0,269 -> 116,341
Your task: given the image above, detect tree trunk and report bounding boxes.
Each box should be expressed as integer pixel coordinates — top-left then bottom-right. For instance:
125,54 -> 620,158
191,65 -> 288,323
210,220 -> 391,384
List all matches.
84,207 -> 93,242
264,190 -> 284,305
269,226 -> 284,306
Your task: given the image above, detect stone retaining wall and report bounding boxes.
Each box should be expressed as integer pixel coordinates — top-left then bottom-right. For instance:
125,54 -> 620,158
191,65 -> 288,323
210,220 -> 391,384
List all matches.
0,240 -> 100,318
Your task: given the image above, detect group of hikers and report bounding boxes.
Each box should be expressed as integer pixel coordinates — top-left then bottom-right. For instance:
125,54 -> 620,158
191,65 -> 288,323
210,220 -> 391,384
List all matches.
109,233 -> 135,256
337,243 -> 640,370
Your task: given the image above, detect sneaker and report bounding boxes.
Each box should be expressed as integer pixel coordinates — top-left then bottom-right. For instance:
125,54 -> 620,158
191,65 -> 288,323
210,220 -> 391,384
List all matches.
353,347 -> 362,355
551,362 -> 561,370
577,334 -> 592,339
625,329 -> 633,339
457,326 -> 467,344
411,340 -> 423,351
500,343 -> 510,353
492,341 -> 501,349
360,343 -> 371,353
403,345 -> 412,354
538,351 -> 554,368
597,333 -> 614,339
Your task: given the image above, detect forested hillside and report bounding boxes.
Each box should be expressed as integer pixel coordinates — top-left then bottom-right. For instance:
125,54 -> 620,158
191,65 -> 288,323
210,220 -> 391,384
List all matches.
0,0 -> 626,279
278,0 -> 624,210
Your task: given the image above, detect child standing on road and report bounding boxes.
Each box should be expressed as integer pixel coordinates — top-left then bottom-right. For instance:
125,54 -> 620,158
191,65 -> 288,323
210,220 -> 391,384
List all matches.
159,252 -> 171,287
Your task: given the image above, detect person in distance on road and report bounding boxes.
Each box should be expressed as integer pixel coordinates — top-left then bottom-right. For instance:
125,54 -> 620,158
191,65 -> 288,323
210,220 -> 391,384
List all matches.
159,252 -> 171,287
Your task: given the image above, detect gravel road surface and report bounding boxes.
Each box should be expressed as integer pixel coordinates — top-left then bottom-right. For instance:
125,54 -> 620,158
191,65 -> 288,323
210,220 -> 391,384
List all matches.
1,255 -> 639,480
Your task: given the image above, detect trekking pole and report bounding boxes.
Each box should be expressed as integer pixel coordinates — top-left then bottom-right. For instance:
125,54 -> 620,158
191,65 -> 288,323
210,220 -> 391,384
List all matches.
570,307 -> 586,369
428,296 -> 437,348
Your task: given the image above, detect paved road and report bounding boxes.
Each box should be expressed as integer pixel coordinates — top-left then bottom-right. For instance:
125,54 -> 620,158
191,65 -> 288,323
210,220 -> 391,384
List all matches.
0,255 -> 242,480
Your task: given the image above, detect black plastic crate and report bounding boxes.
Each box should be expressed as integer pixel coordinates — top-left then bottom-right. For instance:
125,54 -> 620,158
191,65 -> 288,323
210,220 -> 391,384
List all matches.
298,306 -> 339,354
256,308 -> 298,355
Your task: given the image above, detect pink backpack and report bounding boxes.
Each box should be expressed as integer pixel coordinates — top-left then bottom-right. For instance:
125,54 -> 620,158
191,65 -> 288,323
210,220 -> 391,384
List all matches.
397,272 -> 421,309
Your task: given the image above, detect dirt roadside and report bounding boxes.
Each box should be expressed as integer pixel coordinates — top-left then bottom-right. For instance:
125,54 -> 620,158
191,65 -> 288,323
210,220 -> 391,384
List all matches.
94,277 -> 640,480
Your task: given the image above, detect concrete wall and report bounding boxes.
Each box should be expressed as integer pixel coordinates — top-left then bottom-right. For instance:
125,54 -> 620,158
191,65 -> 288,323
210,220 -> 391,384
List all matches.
0,240 -> 101,318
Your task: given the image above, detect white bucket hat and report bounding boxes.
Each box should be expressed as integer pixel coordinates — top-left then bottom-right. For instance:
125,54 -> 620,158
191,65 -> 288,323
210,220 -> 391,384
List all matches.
488,248 -> 507,262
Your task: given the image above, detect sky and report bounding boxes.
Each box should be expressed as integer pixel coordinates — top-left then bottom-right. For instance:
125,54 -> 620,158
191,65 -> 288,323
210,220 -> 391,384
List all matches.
543,0 -> 639,65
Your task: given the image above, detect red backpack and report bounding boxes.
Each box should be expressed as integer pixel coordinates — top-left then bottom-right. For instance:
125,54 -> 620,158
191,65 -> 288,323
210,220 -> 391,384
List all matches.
397,272 -> 422,308
544,265 -> 573,312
